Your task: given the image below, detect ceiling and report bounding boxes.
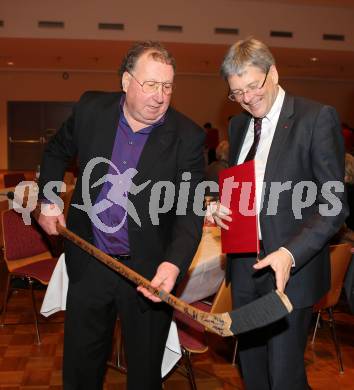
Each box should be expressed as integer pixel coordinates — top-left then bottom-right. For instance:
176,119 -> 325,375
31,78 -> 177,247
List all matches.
1,37 -> 354,81
252,0 -> 354,7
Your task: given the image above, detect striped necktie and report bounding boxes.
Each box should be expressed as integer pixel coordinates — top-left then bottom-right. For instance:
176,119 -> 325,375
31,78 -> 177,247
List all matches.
244,117 -> 263,162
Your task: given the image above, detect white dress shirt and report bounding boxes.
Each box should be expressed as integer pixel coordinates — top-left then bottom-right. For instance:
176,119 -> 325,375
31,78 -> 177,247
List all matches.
237,86 -> 285,239
236,86 -> 295,264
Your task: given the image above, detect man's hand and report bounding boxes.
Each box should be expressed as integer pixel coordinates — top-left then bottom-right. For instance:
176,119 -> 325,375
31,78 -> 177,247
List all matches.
253,249 -> 293,292
206,201 -> 232,230
137,261 -> 180,302
38,203 -> 66,235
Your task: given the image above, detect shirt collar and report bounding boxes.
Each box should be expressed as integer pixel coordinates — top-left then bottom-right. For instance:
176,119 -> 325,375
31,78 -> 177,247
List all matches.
264,85 -> 285,123
119,93 -> 166,134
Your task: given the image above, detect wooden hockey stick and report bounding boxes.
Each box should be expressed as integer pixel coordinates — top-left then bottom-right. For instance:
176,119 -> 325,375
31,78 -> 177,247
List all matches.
57,224 -> 293,337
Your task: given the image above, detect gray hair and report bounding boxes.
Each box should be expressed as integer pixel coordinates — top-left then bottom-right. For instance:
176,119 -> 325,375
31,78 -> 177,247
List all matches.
220,38 -> 275,79
119,41 -> 176,76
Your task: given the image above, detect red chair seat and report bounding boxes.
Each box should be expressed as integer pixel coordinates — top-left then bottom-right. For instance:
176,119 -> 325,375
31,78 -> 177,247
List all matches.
1,209 -> 59,344
14,257 -> 58,285
174,301 -> 211,353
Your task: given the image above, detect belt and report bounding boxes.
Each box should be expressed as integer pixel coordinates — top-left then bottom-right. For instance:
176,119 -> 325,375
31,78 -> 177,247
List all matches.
110,254 -> 131,261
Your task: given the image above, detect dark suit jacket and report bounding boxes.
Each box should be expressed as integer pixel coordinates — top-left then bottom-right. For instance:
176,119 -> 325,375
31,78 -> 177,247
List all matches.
39,91 -> 205,285
228,93 -> 348,308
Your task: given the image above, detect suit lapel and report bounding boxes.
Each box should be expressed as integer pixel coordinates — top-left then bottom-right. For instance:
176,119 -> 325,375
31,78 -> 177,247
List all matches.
229,113 -> 251,166
90,93 -> 121,202
263,93 -> 295,184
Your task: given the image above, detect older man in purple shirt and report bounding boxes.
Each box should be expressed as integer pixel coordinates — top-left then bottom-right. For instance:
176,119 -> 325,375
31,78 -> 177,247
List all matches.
92,95 -> 163,255
38,41 -> 205,390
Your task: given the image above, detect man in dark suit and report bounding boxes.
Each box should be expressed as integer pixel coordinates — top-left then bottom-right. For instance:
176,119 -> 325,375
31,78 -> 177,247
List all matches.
210,38 -> 348,389
37,41 -> 205,390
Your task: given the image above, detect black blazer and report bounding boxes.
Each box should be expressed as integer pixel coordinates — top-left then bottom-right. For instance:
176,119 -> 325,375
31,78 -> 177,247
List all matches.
39,91 -> 205,284
228,93 -> 348,308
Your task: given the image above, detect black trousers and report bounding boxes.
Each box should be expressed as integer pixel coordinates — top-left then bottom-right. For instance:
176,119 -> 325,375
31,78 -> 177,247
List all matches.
63,258 -> 172,390
229,255 -> 312,390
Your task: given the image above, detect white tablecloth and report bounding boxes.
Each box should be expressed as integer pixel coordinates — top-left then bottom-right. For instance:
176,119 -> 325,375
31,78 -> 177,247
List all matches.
40,253 -> 68,315
40,226 -> 225,377
177,227 -> 225,303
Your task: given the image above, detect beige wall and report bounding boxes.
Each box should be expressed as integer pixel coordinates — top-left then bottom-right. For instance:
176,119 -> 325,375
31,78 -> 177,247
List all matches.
2,0 -> 354,50
1,69 -> 354,169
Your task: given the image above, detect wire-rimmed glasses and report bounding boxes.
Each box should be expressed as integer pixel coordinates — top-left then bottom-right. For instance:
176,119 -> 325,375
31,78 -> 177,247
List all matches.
228,69 -> 269,102
127,71 -> 173,95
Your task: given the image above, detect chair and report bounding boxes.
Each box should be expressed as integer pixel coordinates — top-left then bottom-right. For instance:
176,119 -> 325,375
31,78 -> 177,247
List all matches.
311,243 -> 352,373
108,316 -> 127,373
0,200 -> 9,249
1,209 -> 58,344
174,278 -> 234,389
3,172 -> 26,188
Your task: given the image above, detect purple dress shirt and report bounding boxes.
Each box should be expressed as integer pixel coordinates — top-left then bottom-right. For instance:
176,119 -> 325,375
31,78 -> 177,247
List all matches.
92,95 -> 165,255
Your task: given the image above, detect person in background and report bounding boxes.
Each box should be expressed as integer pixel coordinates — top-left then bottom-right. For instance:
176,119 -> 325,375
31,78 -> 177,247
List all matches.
342,152 -> 354,236
344,129 -> 354,231
342,122 -> 354,154
37,41 -> 205,390
204,122 -> 219,163
210,37 -> 348,390
205,140 -> 229,197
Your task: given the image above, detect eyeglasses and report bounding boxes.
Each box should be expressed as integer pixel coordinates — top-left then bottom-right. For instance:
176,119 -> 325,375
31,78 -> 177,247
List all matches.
228,69 -> 269,102
127,71 -> 173,95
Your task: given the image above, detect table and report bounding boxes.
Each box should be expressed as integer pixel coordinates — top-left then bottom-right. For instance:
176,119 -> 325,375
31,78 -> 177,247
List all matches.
0,182 -> 74,212
0,182 -> 38,210
40,226 -> 225,377
0,186 -> 16,207
0,184 -> 37,226
177,226 -> 226,303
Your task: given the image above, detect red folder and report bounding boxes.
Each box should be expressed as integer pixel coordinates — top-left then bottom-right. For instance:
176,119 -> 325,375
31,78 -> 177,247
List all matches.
219,160 -> 259,253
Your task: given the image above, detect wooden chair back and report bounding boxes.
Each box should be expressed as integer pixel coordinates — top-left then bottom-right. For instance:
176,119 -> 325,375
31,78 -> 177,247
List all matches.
0,200 -> 9,248
210,279 -> 232,314
314,243 -> 352,310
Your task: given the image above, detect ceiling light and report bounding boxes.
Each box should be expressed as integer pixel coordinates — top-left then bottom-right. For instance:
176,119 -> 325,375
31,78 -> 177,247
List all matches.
7,61 -> 14,66
310,57 -> 318,62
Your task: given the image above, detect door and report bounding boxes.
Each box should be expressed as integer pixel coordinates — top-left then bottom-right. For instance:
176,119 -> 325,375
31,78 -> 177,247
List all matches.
7,101 -> 74,170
